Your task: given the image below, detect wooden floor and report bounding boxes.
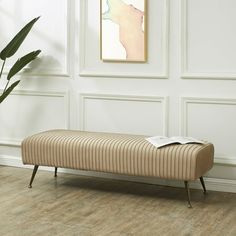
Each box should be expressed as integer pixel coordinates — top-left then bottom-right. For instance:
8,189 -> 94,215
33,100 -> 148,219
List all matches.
0,166 -> 235,236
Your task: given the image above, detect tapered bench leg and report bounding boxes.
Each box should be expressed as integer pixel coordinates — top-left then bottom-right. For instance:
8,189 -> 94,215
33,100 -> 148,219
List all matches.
184,181 -> 192,208
28,165 -> 39,188
200,176 -> 207,194
54,167 -> 58,177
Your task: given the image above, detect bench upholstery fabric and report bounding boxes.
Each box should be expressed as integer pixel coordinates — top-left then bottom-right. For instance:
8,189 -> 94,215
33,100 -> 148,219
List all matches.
21,130 -> 214,181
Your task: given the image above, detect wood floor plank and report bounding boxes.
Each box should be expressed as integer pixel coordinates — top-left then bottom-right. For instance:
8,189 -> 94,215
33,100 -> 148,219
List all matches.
0,166 -> 235,236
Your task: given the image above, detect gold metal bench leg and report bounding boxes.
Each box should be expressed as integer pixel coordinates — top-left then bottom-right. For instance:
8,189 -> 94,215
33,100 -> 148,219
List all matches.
184,181 -> 192,208
200,176 -> 207,194
28,165 -> 39,188
54,167 -> 58,177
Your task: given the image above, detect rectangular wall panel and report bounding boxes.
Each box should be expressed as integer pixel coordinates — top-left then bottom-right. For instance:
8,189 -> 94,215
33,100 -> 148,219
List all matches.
182,0 -> 236,79
0,90 -> 69,145
0,0 -> 69,76
182,97 -> 236,161
79,0 -> 169,78
80,94 -> 168,136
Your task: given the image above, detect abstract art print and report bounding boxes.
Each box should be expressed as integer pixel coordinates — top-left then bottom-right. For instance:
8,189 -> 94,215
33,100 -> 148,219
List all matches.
100,0 -> 147,62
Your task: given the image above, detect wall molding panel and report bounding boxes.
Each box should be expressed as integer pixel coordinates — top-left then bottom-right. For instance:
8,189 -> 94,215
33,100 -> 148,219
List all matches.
1,0 -> 71,78
181,0 -> 236,80
180,97 -> 236,166
0,90 -> 69,147
79,0 -> 169,79
79,93 -> 169,136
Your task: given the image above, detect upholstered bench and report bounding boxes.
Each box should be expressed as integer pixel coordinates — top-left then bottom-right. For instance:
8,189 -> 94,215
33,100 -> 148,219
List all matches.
21,129 -> 214,207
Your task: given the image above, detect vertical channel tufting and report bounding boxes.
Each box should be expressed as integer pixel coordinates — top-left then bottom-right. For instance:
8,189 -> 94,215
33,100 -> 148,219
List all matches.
182,144 -> 192,180
176,145 -> 185,179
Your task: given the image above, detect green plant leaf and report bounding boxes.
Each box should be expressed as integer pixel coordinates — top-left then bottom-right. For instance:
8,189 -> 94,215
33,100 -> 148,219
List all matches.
0,80 -> 20,103
0,17 -> 40,60
7,50 -> 41,80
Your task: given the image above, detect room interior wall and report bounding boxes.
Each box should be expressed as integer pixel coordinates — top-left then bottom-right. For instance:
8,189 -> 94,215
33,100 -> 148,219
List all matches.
0,0 -> 236,192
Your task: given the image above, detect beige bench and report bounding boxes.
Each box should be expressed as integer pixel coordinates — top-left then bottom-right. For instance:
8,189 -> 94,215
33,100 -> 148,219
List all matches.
21,129 -> 214,207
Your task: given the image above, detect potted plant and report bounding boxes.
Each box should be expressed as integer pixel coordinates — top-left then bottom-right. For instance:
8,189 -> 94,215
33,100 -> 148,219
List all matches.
0,17 -> 41,104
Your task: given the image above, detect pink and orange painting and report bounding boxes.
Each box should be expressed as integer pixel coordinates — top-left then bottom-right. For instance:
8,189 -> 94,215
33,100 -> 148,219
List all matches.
100,0 -> 147,62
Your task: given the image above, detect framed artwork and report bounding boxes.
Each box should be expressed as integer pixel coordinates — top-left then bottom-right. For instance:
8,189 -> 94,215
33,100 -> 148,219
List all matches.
100,0 -> 147,62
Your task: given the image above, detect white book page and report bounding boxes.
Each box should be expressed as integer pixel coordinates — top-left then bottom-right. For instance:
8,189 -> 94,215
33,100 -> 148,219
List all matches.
170,136 -> 205,144
145,136 -> 173,148
145,136 -> 206,148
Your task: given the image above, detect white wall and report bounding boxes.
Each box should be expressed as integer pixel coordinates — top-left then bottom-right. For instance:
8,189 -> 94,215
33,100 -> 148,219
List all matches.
0,0 -> 236,192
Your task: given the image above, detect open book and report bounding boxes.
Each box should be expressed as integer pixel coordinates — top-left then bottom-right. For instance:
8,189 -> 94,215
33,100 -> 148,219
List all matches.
145,136 -> 206,148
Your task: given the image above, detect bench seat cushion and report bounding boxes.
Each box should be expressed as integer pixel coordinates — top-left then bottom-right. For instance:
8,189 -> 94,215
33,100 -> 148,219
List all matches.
21,130 -> 214,181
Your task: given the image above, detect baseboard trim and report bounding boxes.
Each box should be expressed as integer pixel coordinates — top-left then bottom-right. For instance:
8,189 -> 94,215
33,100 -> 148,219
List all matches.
1,155 -> 236,193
